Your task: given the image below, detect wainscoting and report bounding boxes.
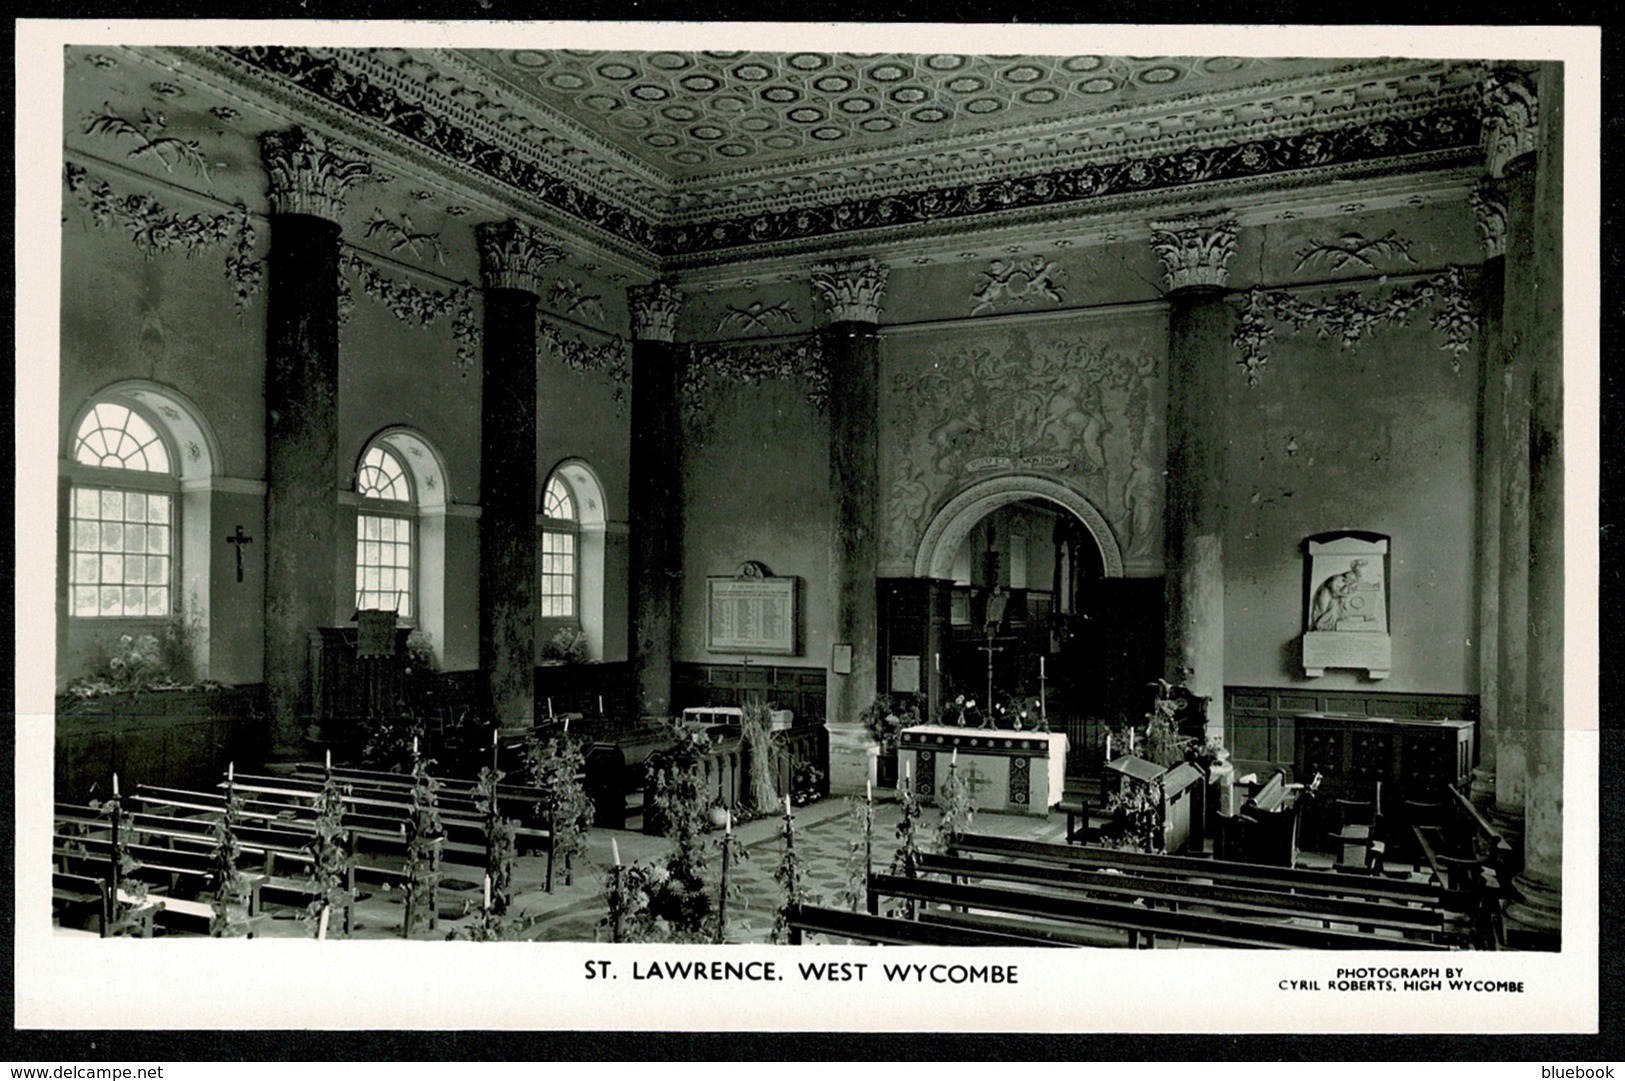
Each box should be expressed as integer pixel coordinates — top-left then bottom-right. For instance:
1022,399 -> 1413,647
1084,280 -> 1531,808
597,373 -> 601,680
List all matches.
673,662 -> 827,726
1224,684 -> 1479,778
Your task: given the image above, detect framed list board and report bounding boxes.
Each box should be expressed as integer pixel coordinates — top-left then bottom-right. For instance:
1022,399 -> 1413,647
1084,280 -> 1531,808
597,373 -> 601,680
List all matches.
706,576 -> 798,655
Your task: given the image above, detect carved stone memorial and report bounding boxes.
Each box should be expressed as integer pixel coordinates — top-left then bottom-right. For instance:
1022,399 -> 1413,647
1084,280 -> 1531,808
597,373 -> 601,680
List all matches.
1301,532 -> 1391,679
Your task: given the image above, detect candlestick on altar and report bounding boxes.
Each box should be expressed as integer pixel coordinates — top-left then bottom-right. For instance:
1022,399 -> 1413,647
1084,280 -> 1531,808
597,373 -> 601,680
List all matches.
1039,656 -> 1048,722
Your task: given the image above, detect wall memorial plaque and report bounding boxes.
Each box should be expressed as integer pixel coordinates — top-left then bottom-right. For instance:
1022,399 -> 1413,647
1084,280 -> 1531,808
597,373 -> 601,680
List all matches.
1300,531 -> 1391,679
706,572 -> 799,656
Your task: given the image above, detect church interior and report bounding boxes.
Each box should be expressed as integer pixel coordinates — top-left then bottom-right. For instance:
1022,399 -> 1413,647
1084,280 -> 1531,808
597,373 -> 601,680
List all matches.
46,39 -> 1569,951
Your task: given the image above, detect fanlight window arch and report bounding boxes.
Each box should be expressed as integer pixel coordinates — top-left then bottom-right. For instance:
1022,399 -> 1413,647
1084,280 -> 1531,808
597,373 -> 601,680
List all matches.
68,401 -> 178,618
540,474 -> 577,619
355,445 -> 415,617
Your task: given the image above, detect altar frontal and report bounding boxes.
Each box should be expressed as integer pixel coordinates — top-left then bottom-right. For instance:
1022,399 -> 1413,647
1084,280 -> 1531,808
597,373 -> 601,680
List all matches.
898,726 -> 1068,816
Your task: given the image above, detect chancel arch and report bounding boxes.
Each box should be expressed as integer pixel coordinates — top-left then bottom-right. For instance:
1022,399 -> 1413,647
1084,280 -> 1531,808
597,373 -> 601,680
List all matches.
913,474 -> 1123,582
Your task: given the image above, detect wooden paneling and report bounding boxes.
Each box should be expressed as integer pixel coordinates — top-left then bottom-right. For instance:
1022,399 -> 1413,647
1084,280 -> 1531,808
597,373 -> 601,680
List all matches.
1224,685 -> 1478,778
673,662 -> 827,726
55,685 -> 268,802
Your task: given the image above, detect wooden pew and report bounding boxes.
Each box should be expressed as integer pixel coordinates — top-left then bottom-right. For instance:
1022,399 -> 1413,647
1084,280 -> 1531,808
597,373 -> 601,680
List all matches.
784,903 -> 1073,947
948,832 -> 1451,908
54,836 -> 267,938
1409,788 -> 1513,948
865,872 -> 1450,950
56,802 -> 358,935
52,871 -> 162,938
914,851 -> 1464,945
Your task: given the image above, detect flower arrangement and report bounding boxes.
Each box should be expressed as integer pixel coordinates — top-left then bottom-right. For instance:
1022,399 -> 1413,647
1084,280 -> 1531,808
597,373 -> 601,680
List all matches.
539,625 -> 590,664
937,694 -> 985,729
63,612 -> 209,699
859,692 -> 925,748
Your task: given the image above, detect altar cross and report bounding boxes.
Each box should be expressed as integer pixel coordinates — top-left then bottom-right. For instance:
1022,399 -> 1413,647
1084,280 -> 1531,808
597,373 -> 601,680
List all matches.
225,525 -> 253,583
957,761 -> 994,804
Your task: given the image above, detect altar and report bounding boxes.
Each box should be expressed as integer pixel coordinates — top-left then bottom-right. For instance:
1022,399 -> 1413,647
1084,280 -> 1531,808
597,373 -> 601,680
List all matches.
897,725 -> 1068,816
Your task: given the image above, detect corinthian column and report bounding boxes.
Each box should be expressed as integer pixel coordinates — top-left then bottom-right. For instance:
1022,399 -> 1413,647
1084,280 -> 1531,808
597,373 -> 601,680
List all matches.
627,281 -> 684,718
259,127 -> 371,755
476,220 -> 564,725
1495,64 -> 1565,950
1470,179 -> 1508,807
812,257 -> 888,794
1150,216 -> 1237,740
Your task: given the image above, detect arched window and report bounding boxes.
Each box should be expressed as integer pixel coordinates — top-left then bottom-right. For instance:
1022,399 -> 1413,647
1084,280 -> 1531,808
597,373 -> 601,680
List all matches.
354,444 -> 415,617
68,401 -> 177,618
540,474 -> 577,619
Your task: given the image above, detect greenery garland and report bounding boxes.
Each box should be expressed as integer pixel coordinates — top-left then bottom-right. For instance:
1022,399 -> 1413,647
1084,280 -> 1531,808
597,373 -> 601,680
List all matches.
768,801 -> 821,944
402,750 -> 444,938
886,772 -> 926,920
524,732 -> 594,879
210,779 -> 253,937
834,796 -> 874,913
932,760 -> 977,851
303,770 -> 351,938
63,163 -> 262,315
1232,266 -> 1477,384
473,765 -> 518,915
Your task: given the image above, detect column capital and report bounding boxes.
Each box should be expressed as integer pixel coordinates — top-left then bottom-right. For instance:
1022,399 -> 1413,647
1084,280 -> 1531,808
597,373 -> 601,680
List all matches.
1149,216 -> 1238,293
258,126 -> 373,221
811,258 -> 889,324
475,220 -> 566,294
1470,179 -> 1509,260
1479,66 -> 1539,179
627,281 -> 683,342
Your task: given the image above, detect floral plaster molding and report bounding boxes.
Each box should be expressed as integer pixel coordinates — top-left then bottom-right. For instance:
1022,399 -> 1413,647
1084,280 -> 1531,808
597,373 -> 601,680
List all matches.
336,250 -> 480,374
1232,267 -> 1477,385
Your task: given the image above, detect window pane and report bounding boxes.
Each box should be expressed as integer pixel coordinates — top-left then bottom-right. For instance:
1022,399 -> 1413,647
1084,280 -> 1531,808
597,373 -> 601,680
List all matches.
148,556 -> 168,585
101,554 -> 123,582
73,587 -> 98,616
99,523 -> 122,550
125,493 -> 146,520
148,527 -> 168,554
73,554 -> 99,583
148,495 -> 170,523
147,587 -> 169,615
124,524 -> 146,552
100,490 -> 123,518
100,586 -> 123,616
126,558 -> 146,585
123,586 -> 146,613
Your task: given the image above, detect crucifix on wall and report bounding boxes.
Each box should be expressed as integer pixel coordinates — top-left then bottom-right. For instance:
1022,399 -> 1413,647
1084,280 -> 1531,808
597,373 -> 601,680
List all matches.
225,525 -> 253,583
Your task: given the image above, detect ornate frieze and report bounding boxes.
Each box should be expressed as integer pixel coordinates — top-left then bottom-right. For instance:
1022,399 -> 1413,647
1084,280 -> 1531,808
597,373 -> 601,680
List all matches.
258,126 -> 373,221
1470,179 -> 1508,259
811,259 -> 889,324
475,220 -> 566,294
628,281 -> 683,342
1292,230 -> 1417,276
1479,67 -> 1539,178
1149,217 -> 1239,292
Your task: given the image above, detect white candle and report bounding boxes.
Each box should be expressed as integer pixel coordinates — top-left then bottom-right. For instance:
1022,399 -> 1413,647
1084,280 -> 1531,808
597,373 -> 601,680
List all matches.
866,780 -> 872,803
1106,733 -> 1113,760
412,736 -> 419,756
952,748 -> 958,767
228,761 -> 234,782
112,772 -> 119,797
905,761 -> 912,781
493,728 -> 499,747
564,717 -> 570,734
325,749 -> 332,771
598,695 -> 604,714
548,698 -> 554,718
784,794 -> 792,816
725,812 -> 732,835
1040,655 -> 1046,679
317,907 -> 330,941
611,838 -> 621,866
483,874 -> 491,910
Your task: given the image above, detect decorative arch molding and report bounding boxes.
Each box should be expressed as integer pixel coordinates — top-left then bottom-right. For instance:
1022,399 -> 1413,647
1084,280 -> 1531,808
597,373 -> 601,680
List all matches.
546,457 -> 608,527
66,379 -> 221,483
912,474 -> 1124,581
362,425 -> 451,512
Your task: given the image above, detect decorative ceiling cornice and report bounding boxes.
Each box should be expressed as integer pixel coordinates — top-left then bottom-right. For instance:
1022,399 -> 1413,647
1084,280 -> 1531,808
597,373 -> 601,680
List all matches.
142,45 -> 1489,277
